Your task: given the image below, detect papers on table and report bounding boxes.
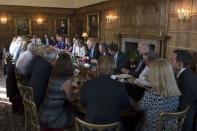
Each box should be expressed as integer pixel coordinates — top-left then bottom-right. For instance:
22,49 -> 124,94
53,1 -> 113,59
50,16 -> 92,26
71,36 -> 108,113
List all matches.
111,74 -> 132,83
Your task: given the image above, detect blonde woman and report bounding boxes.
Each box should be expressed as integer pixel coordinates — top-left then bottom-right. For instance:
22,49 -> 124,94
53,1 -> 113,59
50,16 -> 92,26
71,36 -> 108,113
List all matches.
72,39 -> 87,57
80,56 -> 129,125
132,59 -> 181,131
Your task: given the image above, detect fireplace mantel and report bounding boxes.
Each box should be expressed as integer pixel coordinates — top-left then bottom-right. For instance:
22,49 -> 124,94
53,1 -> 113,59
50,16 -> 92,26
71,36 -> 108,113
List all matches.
116,33 -> 170,58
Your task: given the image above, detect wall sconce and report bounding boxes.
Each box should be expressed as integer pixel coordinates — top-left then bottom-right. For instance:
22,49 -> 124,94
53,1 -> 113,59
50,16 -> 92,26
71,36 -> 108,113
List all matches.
37,18 -> 43,24
177,8 -> 190,22
106,15 -> 118,22
0,17 -> 7,24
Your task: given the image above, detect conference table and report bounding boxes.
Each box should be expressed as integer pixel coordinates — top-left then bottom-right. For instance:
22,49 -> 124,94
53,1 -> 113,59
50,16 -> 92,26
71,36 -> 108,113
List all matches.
69,61 -> 139,117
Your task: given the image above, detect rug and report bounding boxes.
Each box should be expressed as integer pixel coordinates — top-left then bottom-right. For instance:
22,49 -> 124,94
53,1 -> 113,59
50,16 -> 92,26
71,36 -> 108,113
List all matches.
0,102 -> 24,131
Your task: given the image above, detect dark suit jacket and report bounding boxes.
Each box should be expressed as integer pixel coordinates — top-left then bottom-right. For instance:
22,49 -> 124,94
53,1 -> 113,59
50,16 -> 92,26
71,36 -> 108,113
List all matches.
5,64 -> 19,97
101,51 -> 110,56
115,52 -> 128,74
80,75 -> 129,124
86,48 -> 100,60
24,55 -> 42,84
128,56 -> 146,78
177,69 -> 197,131
29,58 -> 53,108
41,38 -> 52,45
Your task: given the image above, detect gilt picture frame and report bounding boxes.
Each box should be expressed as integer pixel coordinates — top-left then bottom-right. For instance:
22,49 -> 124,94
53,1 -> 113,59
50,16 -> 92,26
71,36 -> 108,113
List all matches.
87,12 -> 99,38
15,18 -> 31,36
54,18 -> 70,36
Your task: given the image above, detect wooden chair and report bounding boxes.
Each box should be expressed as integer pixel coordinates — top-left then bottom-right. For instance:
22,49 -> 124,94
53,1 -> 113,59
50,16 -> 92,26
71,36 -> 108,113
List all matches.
17,82 -> 34,131
75,117 -> 121,131
158,106 -> 190,131
23,93 -> 40,131
17,82 -> 34,101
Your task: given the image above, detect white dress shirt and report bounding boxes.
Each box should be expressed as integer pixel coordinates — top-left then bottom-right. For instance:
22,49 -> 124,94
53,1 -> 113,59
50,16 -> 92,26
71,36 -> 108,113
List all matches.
134,66 -> 150,86
176,68 -> 186,78
31,38 -> 41,45
114,52 -> 118,68
9,37 -> 22,56
72,45 -> 87,57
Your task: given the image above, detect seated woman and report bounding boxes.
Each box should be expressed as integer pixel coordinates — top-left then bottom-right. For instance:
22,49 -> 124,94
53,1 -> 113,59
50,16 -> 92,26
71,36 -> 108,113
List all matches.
134,51 -> 159,87
39,53 -> 75,128
80,56 -> 129,124
72,39 -> 87,58
64,37 -> 73,53
131,59 -> 181,131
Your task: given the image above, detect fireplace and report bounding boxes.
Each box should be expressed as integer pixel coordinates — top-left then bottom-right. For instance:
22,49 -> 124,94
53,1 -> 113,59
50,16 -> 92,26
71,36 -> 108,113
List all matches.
121,37 -> 158,55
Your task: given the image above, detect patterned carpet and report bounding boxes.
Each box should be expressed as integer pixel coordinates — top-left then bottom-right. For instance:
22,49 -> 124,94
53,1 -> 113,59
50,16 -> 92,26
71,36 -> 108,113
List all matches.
0,102 -> 24,131
0,60 -> 75,131
0,60 -> 24,131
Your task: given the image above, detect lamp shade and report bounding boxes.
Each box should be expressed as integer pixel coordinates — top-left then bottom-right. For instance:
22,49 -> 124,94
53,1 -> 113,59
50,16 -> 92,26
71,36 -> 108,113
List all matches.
82,32 -> 88,37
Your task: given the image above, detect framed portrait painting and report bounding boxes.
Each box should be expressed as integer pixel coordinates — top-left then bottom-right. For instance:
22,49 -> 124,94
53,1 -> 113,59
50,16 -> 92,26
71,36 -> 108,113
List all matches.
15,18 -> 31,36
54,18 -> 70,36
87,12 -> 99,38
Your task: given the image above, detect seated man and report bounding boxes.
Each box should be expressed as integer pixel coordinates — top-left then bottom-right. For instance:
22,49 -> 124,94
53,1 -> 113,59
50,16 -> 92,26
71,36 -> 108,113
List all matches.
99,43 -> 109,56
16,43 -> 38,75
41,34 -> 52,46
31,34 -> 41,45
121,40 -> 151,78
126,51 -> 159,101
56,36 -> 65,50
108,43 -> 127,74
80,56 -> 129,125
85,38 -> 100,62
29,46 -> 57,108
170,50 -> 197,131
134,51 -> 159,87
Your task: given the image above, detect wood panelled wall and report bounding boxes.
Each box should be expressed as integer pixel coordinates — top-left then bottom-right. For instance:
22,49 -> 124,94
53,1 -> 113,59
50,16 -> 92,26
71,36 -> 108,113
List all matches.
75,0 -> 168,44
0,5 -> 75,48
75,0 -> 197,69
167,0 -> 197,70
75,0 -> 119,43
1,0 -> 197,69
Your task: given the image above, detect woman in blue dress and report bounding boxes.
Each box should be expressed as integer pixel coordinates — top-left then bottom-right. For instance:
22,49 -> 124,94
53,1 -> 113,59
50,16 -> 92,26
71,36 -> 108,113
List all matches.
39,53 -> 75,128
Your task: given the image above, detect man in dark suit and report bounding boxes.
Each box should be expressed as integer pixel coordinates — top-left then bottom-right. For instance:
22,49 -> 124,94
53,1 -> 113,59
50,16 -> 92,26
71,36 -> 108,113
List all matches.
99,43 -> 110,56
80,56 -> 129,125
41,34 -> 52,46
86,38 -> 100,62
29,47 -> 57,108
170,50 -> 197,131
108,43 -> 127,74
121,40 -> 150,78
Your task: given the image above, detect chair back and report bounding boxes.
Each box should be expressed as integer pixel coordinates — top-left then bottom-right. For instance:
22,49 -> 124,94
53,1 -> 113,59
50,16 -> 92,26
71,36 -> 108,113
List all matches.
17,82 -> 34,101
23,93 -> 40,131
75,117 -> 120,131
158,106 -> 190,131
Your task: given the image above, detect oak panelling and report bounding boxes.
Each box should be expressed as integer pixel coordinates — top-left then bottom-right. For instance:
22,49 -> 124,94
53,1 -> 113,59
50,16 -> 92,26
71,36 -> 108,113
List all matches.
168,32 -> 177,46
180,21 -> 190,31
192,0 -> 197,13
191,16 -> 197,31
169,16 -> 178,31
75,0 -> 119,43
179,33 -> 189,47
169,0 -> 179,14
189,33 -> 197,48
167,0 -> 197,68
0,5 -> 75,48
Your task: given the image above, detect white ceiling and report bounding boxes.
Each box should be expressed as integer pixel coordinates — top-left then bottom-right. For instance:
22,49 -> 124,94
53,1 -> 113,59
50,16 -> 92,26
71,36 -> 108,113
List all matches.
0,0 -> 107,8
